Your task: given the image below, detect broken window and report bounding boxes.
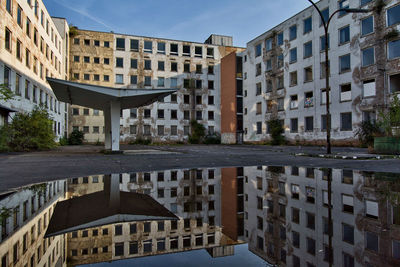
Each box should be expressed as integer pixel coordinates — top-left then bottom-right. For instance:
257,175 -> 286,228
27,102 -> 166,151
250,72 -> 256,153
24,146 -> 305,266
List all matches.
306,187 -> 315,203
366,232 -> 379,252
307,237 -> 316,255
277,53 -> 284,68
143,125 -> 151,135
265,38 -> 273,51
208,80 -> 214,89
342,194 -> 354,213
304,41 -> 312,58
361,16 -> 374,36
320,34 -> 330,51
171,62 -> 178,72
207,47 -> 214,58
256,83 -> 262,95
291,184 -> 299,198
170,43 -> 178,55
341,112 -> 352,131
130,75 -> 137,85
195,80 -> 202,89
144,60 -> 151,70
306,212 -> 315,229
266,100 -> 273,113
116,57 -> 123,68
171,126 -> 177,135
290,95 -> 298,109
390,74 -> 400,93
339,54 -> 351,73
266,79 -> 273,92
131,58 -> 137,69
340,84 -> 352,102
388,39 -> 400,59
130,39 -> 139,51
388,4 -> 400,26
290,71 -> 297,86
363,79 -> 376,97
157,125 -> 164,136
144,41 -> 152,53
362,47 -> 375,66
256,122 -> 262,134
195,46 -> 202,57
289,47 -> 297,63
256,102 -> 262,114
157,42 -> 165,54
266,59 -> 272,71
304,17 -> 312,34
289,25 -> 297,40
208,65 -> 214,74
183,45 -> 190,56
278,98 -> 284,111
305,116 -> 314,131
116,38 -> 125,50
256,63 -> 261,76
277,32 -> 284,46
208,95 -> 214,105
255,44 -> 262,57
196,111 -> 202,120
304,91 -> 314,107
366,200 -> 378,219
339,26 -> 350,44
196,95 -> 202,105
196,64 -> 202,74
144,76 -> 151,86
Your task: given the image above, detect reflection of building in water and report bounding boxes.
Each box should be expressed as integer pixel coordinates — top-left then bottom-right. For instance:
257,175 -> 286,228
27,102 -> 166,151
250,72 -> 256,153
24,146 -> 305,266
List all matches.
66,168 -> 242,265
0,180 -> 66,267
243,166 -> 400,266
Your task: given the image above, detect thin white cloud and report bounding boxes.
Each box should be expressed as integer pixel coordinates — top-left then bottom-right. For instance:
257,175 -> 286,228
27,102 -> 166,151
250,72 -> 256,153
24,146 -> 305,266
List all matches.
52,0 -> 114,30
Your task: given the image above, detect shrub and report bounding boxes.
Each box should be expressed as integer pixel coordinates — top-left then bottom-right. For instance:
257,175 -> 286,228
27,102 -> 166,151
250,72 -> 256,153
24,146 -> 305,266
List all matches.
7,107 -> 56,151
129,138 -> 151,145
59,136 -> 69,146
204,133 -> 221,144
68,129 -> 85,145
355,121 -> 381,147
268,119 -> 285,145
378,95 -> 400,137
0,126 -> 11,152
188,120 -> 205,144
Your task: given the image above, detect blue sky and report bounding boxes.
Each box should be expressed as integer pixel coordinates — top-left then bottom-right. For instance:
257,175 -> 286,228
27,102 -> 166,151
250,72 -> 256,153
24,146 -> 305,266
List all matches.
43,0 -> 310,47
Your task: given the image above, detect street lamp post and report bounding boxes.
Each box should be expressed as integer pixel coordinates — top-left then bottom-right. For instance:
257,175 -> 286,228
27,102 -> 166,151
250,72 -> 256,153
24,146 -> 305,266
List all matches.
307,0 -> 369,154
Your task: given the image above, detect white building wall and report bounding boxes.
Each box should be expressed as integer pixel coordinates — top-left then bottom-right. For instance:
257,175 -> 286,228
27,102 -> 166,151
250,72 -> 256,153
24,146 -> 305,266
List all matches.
243,0 -> 387,144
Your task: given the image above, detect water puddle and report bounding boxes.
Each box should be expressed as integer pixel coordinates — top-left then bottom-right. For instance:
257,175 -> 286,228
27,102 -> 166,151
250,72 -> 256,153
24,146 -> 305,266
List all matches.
0,166 -> 399,266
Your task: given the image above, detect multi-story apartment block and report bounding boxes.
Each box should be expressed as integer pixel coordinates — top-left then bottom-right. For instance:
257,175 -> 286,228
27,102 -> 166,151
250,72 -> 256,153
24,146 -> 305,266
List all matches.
0,180 -> 67,266
243,165 -> 400,266
243,0 -> 400,144
0,0 -> 69,138
68,29 -> 243,143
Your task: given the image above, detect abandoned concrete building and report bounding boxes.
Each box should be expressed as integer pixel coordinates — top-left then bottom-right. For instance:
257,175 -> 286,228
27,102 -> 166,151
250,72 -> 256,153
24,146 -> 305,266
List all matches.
242,0 -> 400,145
2,0 -> 400,146
0,0 -> 69,139
68,29 -> 243,143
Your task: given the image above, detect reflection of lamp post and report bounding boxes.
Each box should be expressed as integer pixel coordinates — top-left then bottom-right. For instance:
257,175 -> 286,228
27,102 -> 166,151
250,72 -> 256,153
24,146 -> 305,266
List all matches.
307,0 -> 370,154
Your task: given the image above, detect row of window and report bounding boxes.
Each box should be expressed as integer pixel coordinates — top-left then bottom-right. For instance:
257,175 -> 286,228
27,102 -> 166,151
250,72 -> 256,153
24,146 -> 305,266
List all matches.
114,58 -> 215,74
4,27 -> 62,78
73,123 -> 216,136
255,2 -> 400,57
254,112 -> 353,135
3,66 -> 62,114
5,0 -> 62,51
112,37 -> 215,58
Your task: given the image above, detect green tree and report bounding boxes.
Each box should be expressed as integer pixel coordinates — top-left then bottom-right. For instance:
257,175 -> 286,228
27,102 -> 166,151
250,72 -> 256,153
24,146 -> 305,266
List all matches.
6,107 -> 56,151
0,84 -> 14,102
378,95 -> 400,137
268,119 -> 285,145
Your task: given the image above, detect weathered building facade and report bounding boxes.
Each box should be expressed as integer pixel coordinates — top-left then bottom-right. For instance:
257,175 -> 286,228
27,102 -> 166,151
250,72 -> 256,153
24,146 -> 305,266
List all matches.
0,0 -> 69,139
243,0 -> 400,144
68,29 -> 242,143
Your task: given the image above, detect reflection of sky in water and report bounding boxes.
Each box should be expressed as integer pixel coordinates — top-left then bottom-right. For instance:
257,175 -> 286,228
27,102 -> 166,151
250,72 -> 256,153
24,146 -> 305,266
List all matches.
85,244 -> 266,267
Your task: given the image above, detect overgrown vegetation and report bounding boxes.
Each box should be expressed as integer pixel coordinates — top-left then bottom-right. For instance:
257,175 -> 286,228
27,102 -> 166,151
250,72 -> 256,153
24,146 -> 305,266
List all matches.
355,121 -> 382,147
129,138 -> 152,145
373,0 -> 386,14
0,107 -> 56,152
188,120 -> 205,144
378,95 -> 400,137
67,129 -> 85,145
204,133 -> 221,144
384,29 -> 399,41
69,24 -> 79,38
268,119 -> 285,145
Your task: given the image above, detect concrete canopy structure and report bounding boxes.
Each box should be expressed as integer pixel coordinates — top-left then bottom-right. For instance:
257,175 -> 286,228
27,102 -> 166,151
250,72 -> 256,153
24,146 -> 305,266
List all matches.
47,78 -> 177,151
